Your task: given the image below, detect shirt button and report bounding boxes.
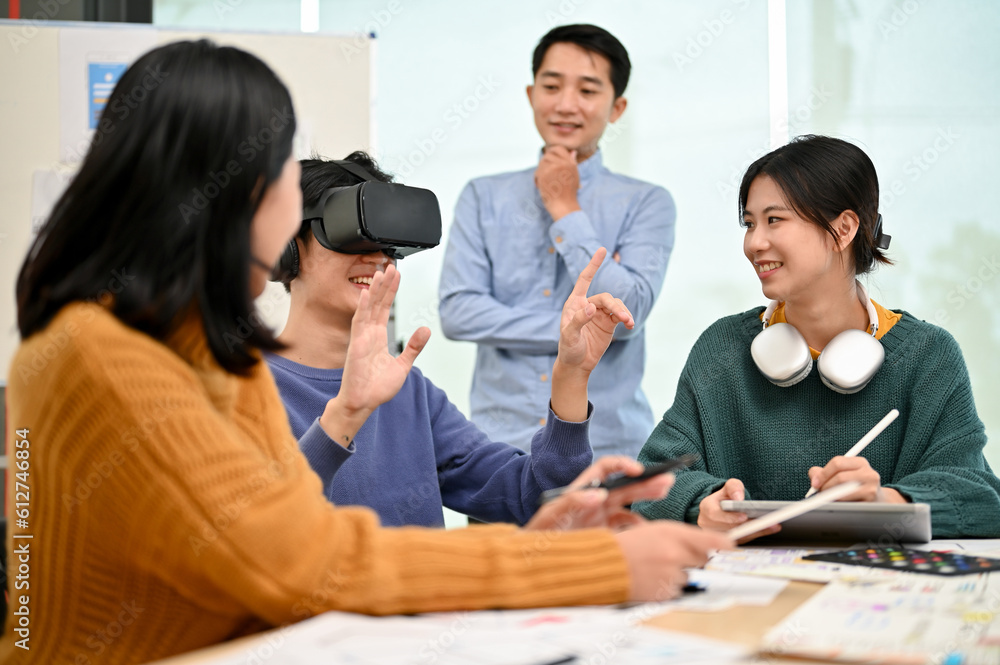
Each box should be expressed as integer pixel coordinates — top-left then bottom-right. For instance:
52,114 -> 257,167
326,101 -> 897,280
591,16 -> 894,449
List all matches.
555,236 -> 563,243
539,418 -> 547,426
548,246 -> 555,254
540,374 -> 548,382
543,289 -> 551,297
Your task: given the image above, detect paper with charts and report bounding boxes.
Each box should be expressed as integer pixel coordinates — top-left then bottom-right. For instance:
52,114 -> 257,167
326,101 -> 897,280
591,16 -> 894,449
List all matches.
760,572 -> 1000,664
209,606 -> 749,665
706,546 -> 902,583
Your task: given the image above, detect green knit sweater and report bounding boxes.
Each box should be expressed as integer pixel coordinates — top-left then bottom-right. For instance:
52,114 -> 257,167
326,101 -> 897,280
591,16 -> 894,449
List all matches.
635,308 -> 1000,538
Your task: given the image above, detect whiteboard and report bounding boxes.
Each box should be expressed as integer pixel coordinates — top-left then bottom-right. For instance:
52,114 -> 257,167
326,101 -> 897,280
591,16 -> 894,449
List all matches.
0,21 -> 373,381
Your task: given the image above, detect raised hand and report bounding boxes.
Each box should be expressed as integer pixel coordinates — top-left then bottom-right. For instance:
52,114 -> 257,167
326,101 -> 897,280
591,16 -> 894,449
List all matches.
319,264 -> 430,447
556,247 -> 634,374
549,247 -> 634,423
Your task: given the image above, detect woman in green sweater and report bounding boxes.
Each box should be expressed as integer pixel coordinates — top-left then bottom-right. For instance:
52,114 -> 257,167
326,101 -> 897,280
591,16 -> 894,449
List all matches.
636,135 -> 1000,540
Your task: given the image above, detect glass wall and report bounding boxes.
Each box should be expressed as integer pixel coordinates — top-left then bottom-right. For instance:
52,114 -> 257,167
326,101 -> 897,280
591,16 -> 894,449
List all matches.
787,0 -> 1000,468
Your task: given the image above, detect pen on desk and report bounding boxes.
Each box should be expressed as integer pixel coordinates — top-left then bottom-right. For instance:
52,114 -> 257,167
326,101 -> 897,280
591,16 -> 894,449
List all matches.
533,656 -> 577,665
804,408 -> 900,498
538,454 -> 699,506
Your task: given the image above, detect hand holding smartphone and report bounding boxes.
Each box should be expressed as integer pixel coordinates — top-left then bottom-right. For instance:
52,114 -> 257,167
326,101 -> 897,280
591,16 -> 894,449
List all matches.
538,454 -> 699,505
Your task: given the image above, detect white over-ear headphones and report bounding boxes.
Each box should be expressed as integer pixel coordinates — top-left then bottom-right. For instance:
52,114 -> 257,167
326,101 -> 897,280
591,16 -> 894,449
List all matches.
750,281 -> 884,394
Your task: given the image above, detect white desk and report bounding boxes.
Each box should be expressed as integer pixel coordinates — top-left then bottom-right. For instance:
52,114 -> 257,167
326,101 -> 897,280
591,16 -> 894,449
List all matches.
147,539 -> 1000,664
148,581 -> 828,664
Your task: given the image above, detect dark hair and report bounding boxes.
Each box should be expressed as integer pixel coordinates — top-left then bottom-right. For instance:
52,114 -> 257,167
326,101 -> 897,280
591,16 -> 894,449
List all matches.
16,39 -> 297,374
532,24 -> 631,98
738,135 -> 891,275
279,152 -> 395,292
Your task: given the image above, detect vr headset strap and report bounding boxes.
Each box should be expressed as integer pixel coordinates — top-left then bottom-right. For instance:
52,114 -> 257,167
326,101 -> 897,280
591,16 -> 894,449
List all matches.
332,160 -> 378,183
302,161 -> 379,220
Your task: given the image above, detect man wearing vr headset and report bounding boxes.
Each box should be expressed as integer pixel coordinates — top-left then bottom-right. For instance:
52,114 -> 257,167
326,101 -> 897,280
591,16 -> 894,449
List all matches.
634,136 -> 1000,541
438,24 -> 675,459
266,152 -> 637,527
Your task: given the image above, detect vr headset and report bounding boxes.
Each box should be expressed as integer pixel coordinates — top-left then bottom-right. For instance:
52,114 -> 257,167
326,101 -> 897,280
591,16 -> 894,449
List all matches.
270,160 -> 441,282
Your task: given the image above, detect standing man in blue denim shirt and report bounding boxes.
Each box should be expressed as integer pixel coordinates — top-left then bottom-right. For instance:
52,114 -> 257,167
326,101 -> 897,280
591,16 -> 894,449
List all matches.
439,24 -> 676,458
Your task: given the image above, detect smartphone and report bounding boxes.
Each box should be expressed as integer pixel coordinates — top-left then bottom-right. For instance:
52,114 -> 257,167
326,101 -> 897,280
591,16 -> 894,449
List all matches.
538,453 -> 699,505
598,453 -> 700,490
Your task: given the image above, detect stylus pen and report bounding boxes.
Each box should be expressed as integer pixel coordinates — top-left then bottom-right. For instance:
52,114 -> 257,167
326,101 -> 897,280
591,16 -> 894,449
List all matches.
804,409 -> 900,498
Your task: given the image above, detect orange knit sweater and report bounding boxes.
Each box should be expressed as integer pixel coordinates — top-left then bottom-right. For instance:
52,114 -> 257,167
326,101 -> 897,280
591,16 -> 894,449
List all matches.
2,303 -> 628,664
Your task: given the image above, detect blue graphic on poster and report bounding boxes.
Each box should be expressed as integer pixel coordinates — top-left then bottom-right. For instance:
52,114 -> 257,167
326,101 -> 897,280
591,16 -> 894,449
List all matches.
89,62 -> 127,129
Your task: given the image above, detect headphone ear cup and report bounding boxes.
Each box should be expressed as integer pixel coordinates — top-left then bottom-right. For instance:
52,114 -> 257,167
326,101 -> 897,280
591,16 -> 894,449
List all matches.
269,239 -> 300,283
817,329 -> 885,394
751,322 -> 813,388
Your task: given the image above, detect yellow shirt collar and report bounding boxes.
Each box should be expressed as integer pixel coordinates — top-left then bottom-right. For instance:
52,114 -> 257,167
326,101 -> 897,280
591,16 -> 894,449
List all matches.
764,300 -> 902,359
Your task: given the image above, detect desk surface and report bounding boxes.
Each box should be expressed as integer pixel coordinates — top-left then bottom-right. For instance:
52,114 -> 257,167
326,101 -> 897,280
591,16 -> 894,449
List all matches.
150,581 -> 825,664
647,580 -> 819,648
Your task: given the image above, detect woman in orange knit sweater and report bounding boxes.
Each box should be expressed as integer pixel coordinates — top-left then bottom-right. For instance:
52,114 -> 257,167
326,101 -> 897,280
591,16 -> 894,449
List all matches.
2,40 -> 729,664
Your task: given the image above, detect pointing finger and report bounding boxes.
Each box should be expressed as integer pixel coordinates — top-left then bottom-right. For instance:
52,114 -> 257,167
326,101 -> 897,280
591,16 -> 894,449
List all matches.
570,248 -> 607,298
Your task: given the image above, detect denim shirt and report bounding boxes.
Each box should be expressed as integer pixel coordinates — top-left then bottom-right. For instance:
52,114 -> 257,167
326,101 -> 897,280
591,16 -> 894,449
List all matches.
438,151 -> 676,457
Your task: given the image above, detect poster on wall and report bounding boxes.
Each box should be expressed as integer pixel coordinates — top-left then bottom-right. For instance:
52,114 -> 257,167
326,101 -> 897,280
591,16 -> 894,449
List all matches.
59,28 -> 157,164
88,61 -> 129,129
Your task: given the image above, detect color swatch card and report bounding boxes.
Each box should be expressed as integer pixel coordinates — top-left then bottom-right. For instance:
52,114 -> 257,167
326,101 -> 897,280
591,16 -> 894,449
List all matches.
760,573 -> 1000,664
804,546 -> 1000,576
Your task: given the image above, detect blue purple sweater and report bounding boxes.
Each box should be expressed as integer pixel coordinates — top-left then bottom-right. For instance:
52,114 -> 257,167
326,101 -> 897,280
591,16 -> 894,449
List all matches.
266,354 -> 593,527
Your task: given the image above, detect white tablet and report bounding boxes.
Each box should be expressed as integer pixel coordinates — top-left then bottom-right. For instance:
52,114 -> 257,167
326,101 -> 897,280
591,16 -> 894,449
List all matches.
720,500 -> 931,544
